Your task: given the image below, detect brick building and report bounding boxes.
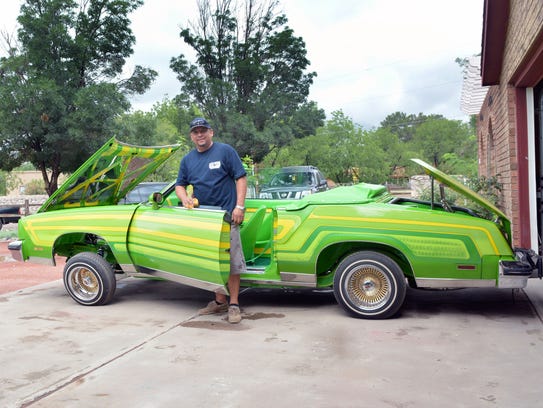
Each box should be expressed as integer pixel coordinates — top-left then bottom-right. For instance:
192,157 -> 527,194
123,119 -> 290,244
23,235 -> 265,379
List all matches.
471,0 -> 543,252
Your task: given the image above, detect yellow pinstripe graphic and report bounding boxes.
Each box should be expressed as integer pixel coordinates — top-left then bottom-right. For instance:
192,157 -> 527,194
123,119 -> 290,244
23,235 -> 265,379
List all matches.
271,213 -> 499,256
129,242 -> 223,269
280,228 -> 469,260
28,213 -> 126,223
130,227 -> 227,248
275,219 -> 297,240
25,224 -> 124,246
306,213 -> 500,255
62,201 -> 100,208
133,214 -> 221,231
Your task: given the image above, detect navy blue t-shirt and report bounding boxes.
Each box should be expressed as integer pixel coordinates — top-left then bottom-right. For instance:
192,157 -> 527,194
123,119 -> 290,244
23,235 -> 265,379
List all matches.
175,142 -> 246,212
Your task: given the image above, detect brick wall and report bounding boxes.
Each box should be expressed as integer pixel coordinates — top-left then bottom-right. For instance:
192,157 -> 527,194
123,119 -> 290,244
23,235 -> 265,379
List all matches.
478,0 -> 543,246
478,84 -> 518,239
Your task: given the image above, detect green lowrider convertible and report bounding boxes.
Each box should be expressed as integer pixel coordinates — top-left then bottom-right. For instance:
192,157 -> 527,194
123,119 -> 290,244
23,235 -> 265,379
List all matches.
8,138 -> 542,319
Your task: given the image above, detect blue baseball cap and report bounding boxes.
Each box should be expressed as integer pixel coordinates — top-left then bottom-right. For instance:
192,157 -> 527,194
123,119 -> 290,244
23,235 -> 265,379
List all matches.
190,117 -> 212,130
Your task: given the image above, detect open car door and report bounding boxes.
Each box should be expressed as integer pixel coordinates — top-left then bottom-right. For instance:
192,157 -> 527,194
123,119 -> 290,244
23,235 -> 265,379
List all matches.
126,204 -> 231,295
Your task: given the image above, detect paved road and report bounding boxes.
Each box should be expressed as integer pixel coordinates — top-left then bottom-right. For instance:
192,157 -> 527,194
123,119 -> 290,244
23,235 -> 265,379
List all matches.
1,275 -> 543,408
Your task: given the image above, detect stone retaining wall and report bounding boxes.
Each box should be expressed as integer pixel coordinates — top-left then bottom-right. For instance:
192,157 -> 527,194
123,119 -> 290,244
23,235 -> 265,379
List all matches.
0,195 -> 47,215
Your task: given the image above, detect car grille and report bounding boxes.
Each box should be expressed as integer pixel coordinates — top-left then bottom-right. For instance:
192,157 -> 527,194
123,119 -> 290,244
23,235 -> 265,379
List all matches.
272,191 -> 300,199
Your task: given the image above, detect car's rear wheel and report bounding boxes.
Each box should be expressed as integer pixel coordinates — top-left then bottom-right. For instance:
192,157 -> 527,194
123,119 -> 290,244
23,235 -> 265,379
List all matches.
333,251 -> 406,319
63,252 -> 116,306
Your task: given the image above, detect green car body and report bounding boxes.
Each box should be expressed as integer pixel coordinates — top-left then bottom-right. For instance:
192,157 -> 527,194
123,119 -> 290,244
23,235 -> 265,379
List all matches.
8,138 -> 542,318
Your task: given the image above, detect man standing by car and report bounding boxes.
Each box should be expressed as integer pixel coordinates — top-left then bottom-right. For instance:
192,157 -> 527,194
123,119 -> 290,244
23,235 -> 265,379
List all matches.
175,117 -> 247,324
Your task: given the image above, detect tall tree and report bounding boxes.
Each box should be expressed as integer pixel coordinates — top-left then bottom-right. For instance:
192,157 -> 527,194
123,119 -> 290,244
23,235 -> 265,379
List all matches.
113,99 -> 195,183
380,111 -> 444,143
0,0 -> 156,195
411,117 -> 475,169
170,0 -> 324,162
264,111 -> 388,184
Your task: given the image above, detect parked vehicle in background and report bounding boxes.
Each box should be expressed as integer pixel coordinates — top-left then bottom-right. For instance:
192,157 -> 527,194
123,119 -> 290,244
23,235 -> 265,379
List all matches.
259,165 -> 328,199
8,138 -> 542,319
0,205 -> 23,230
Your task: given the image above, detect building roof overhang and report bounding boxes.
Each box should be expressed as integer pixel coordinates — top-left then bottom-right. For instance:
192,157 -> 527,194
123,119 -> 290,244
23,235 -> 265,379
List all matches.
481,0 -> 509,86
460,56 -> 488,115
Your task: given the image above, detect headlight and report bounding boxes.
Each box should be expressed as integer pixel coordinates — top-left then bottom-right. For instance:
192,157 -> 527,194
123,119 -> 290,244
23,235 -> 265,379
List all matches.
259,192 -> 272,199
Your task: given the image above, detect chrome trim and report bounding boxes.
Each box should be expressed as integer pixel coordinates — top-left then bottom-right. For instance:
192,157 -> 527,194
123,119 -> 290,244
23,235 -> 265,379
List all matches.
241,272 -> 316,288
245,266 -> 266,274
27,256 -> 55,266
498,275 -> 528,289
280,272 -> 316,285
241,278 -> 279,286
241,278 -> 315,288
415,278 -> 496,288
119,264 -> 137,273
498,264 -> 529,289
7,240 -> 23,262
132,267 -> 228,295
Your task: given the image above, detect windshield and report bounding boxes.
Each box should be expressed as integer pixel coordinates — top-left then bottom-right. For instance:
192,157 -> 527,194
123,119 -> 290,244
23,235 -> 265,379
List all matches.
270,172 -> 314,187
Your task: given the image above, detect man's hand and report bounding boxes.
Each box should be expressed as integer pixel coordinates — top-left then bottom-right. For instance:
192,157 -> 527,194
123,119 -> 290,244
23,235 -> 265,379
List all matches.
182,197 -> 193,208
232,207 -> 245,224
176,185 -> 197,209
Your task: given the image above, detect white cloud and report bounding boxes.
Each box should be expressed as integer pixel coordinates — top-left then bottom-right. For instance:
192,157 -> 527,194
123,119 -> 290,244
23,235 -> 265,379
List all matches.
1,0 -> 484,128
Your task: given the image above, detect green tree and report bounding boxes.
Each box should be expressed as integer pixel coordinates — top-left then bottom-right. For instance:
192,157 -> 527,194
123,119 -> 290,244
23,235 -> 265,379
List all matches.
369,128 -> 404,176
112,99 -> 195,182
411,117 -> 476,172
170,0 -> 324,161
380,111 -> 444,142
263,111 -> 388,184
0,0 -> 156,195
152,98 -> 200,144
114,110 -> 158,146
0,171 -> 6,195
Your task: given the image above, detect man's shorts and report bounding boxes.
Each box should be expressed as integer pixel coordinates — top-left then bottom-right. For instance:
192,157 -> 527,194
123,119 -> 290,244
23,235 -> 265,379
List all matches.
230,223 -> 246,275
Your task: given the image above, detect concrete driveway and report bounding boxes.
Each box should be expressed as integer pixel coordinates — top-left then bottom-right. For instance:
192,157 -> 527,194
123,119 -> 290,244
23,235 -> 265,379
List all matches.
1,277 -> 543,408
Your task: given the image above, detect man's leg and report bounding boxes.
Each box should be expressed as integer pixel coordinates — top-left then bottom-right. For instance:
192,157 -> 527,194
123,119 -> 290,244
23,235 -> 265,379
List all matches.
227,223 -> 245,323
215,292 -> 228,304
228,274 -> 241,305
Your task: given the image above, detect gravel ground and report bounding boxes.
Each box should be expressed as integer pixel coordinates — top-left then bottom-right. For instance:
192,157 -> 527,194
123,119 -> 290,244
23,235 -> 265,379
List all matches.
0,234 -> 64,294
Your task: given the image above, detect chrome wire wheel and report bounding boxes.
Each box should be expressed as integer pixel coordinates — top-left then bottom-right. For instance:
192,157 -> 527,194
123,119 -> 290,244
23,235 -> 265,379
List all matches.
345,263 -> 392,310
334,251 -> 406,319
67,265 -> 100,301
63,252 -> 116,306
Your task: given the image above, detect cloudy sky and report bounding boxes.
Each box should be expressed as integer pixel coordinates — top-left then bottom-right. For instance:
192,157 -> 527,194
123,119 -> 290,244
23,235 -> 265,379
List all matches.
1,0 -> 484,128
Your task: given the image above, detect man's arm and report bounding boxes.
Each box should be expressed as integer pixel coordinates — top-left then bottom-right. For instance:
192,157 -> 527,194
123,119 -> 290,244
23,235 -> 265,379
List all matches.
232,176 -> 247,224
175,185 -> 194,208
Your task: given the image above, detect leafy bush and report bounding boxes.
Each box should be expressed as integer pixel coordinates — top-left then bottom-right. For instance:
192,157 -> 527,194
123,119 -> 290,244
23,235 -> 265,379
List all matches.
24,179 -> 47,195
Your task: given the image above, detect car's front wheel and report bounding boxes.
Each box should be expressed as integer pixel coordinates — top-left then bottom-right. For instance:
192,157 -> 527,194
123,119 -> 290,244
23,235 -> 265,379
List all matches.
333,251 -> 406,319
63,252 -> 116,306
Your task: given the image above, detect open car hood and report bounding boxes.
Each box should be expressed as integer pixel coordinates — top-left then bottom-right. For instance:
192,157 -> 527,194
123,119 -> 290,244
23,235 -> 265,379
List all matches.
39,138 -> 180,212
412,158 -> 511,238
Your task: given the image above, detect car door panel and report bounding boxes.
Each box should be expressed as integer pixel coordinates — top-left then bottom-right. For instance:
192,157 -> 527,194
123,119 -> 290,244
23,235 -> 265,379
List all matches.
127,205 -> 230,288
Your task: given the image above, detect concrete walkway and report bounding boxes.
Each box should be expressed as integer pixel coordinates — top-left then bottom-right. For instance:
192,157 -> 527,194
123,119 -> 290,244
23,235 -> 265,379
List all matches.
1,277 -> 543,408
525,277 -> 543,321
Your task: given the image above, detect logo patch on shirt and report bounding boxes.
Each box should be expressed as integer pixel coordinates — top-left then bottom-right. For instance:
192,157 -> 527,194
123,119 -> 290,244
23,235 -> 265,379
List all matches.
209,161 -> 221,170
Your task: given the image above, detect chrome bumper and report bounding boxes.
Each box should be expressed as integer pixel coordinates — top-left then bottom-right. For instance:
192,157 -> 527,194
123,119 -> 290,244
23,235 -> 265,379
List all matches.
7,240 -> 23,262
498,248 -> 542,289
